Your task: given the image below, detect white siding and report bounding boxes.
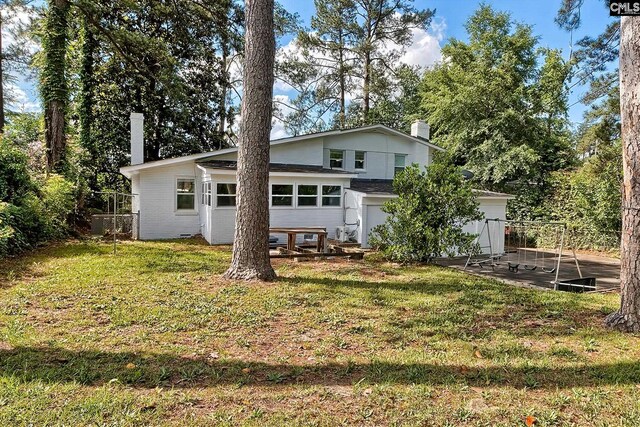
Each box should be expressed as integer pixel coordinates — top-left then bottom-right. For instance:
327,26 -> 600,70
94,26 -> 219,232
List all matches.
214,139 -> 324,166
136,163 -> 202,240
463,200 -> 508,255
322,131 -> 431,179
359,196 -> 508,251
209,175 -> 351,245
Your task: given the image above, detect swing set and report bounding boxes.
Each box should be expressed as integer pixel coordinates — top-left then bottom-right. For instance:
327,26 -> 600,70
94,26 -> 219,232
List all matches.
464,219 -> 583,289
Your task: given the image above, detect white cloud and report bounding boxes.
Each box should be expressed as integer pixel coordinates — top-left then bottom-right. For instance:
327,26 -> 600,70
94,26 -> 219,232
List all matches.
1,6 -> 39,55
270,120 -> 289,140
7,83 -> 40,112
398,17 -> 446,68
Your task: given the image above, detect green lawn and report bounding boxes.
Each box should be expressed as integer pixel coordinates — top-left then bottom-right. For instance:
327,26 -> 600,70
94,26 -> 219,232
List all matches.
0,239 -> 639,426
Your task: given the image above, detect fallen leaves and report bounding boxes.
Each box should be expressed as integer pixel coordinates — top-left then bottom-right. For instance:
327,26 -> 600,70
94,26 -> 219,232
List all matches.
525,415 -> 537,426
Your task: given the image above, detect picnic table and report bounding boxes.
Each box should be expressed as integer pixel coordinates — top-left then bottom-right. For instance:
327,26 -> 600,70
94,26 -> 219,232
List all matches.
269,227 -> 328,253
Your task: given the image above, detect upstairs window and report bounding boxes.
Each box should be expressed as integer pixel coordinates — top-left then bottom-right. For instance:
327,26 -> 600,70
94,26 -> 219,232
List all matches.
216,183 -> 237,207
394,154 -> 407,176
176,178 -> 196,210
329,150 -> 344,169
321,185 -> 341,207
271,184 -> 293,206
355,151 -> 366,170
297,184 -> 318,206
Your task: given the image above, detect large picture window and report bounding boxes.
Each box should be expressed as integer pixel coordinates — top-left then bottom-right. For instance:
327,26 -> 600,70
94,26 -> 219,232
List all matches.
322,185 -> 341,207
176,178 -> 196,210
355,151 -> 366,170
297,184 -> 318,206
329,150 -> 344,169
271,184 -> 293,206
216,183 -> 237,207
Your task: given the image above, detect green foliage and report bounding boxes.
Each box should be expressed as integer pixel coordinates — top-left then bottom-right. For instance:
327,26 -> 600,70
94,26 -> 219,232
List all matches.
369,156 -> 483,262
544,143 -> 622,250
278,0 -> 434,133
420,5 -> 574,190
0,139 -> 75,257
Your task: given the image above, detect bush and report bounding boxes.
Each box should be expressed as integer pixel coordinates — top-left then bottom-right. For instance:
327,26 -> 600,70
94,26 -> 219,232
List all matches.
369,156 -> 483,263
0,140 -> 76,257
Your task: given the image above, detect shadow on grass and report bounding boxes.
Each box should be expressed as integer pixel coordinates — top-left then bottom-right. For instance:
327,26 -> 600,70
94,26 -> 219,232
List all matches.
277,275 -> 612,338
1,346 -> 639,389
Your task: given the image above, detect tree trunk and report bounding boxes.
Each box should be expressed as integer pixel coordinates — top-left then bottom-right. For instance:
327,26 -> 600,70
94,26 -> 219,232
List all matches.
0,16 -> 5,134
338,31 -> 345,129
605,17 -> 640,332
42,0 -> 69,173
363,49 -> 371,124
45,99 -> 66,171
223,0 -> 276,281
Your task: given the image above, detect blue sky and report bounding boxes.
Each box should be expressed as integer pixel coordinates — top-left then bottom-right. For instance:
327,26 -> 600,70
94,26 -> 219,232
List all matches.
277,0 -> 617,126
11,0 -> 616,131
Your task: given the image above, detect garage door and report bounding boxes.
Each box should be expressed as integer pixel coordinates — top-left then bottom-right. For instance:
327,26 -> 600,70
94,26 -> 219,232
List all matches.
364,205 -> 388,247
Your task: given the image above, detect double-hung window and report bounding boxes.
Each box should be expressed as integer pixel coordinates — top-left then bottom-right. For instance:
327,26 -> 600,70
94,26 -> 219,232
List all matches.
329,150 -> 344,169
176,178 -> 196,210
321,185 -> 341,207
297,184 -> 318,206
216,183 -> 237,207
394,154 -> 407,176
271,184 -> 293,206
355,151 -> 366,170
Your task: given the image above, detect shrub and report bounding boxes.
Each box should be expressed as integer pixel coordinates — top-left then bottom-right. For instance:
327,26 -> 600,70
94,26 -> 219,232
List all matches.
369,155 -> 483,263
0,139 -> 76,257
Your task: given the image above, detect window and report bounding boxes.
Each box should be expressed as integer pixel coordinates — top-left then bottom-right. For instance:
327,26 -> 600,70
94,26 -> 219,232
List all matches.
395,154 -> 407,176
271,184 -> 293,206
216,183 -> 236,207
355,151 -> 366,170
176,178 -> 196,210
329,150 -> 344,169
322,185 -> 341,207
297,184 -> 318,206
201,182 -> 212,206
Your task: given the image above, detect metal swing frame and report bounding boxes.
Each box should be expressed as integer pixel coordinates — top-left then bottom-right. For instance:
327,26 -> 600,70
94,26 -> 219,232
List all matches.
464,218 -> 583,289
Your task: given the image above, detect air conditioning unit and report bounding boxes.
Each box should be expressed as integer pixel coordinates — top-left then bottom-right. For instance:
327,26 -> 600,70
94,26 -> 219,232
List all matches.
335,226 -> 348,242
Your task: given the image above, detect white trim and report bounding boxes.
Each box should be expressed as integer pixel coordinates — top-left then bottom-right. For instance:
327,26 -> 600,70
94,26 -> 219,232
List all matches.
270,183 -> 295,209
175,176 -> 197,214
214,182 -> 237,209
120,124 -> 444,177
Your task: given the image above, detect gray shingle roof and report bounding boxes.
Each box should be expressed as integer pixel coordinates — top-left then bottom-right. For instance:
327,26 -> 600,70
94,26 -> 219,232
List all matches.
198,160 -> 353,174
349,179 -> 512,198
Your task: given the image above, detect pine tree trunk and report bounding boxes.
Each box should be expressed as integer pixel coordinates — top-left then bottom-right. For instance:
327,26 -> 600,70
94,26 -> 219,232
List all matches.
605,17 -> 640,332
363,49 -> 371,123
338,31 -> 346,129
223,0 -> 276,281
0,17 -> 5,134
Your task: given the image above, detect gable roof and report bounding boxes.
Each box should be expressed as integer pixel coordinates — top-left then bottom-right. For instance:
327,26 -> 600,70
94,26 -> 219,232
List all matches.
349,179 -> 514,199
120,124 -> 444,178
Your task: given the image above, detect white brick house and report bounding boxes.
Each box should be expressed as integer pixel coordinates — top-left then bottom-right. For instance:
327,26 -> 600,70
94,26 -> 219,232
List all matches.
120,114 -> 511,249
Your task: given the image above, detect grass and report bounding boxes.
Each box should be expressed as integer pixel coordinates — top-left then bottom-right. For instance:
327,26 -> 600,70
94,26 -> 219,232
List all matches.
0,238 -> 638,426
